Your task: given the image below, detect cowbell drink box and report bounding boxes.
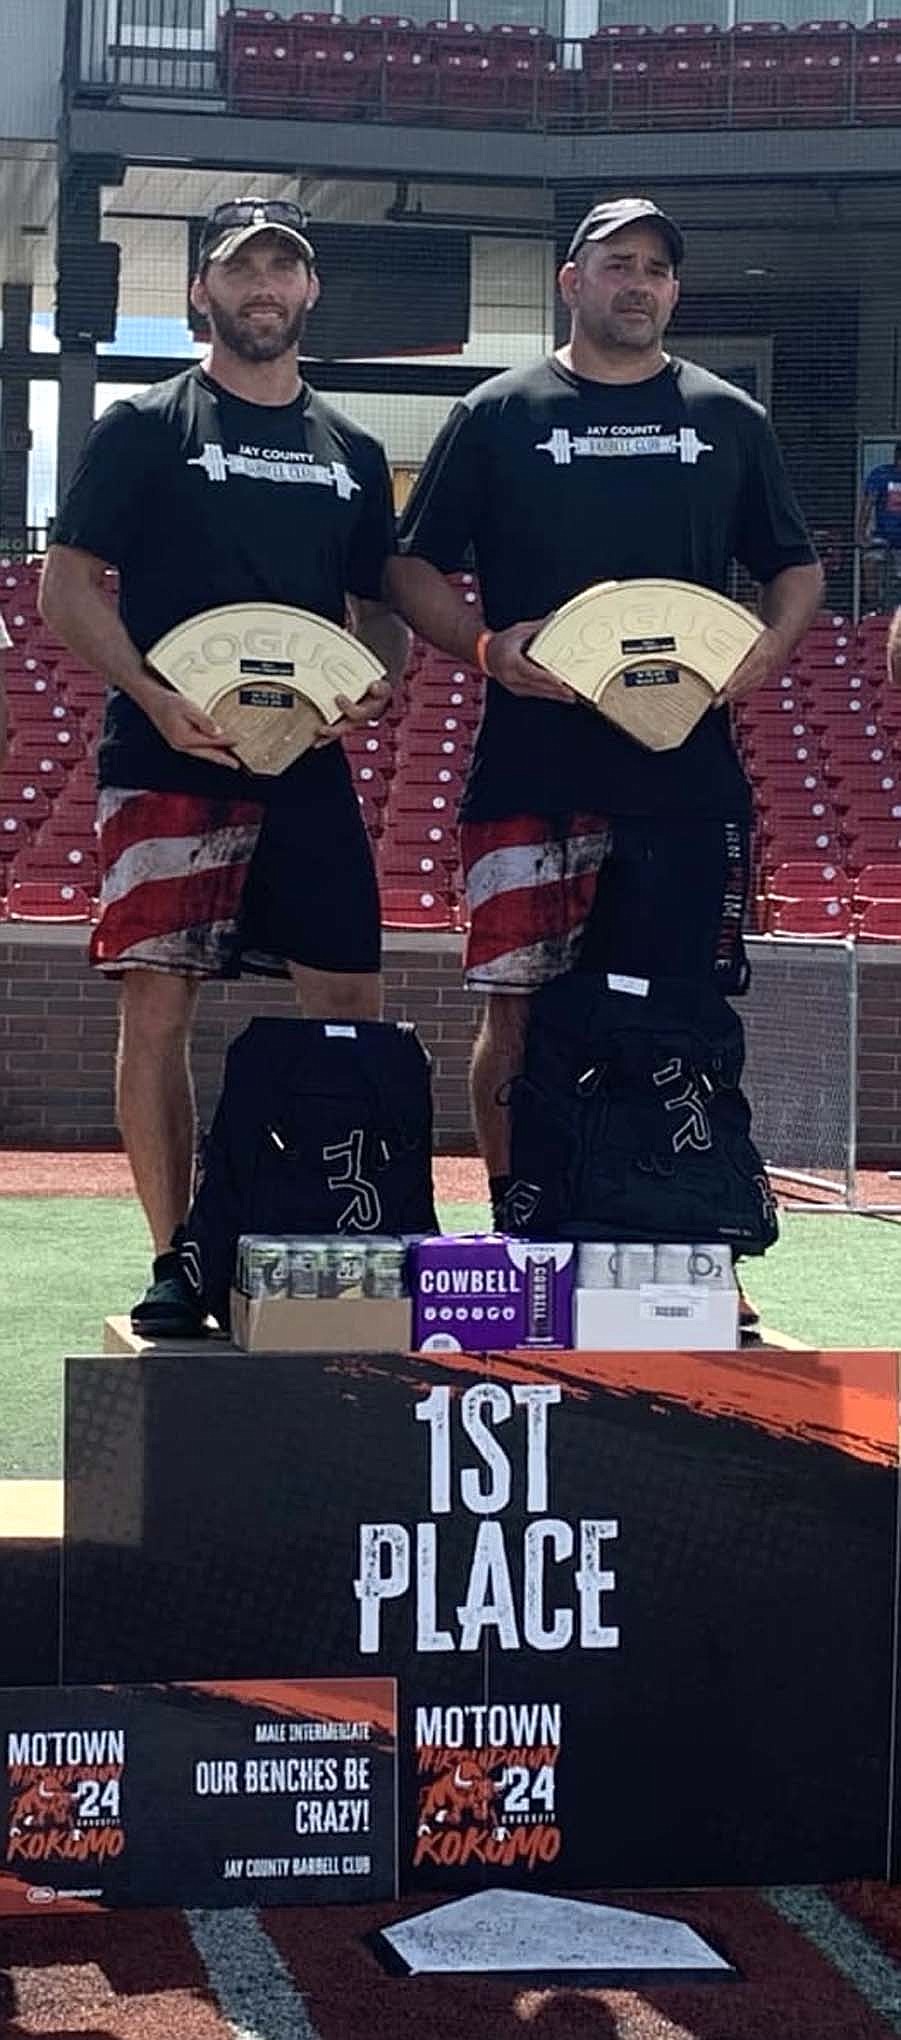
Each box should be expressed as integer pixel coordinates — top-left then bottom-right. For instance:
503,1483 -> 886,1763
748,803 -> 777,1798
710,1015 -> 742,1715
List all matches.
411,1236 -> 574,1353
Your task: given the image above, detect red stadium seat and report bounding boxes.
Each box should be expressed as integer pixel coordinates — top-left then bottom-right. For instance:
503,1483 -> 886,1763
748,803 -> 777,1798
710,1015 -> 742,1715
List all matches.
7,726 -> 84,769
757,797 -> 837,830
230,24 -> 297,112
350,763 -> 388,805
608,53 -> 652,121
583,20 -> 655,77
666,19 -> 724,36
0,786 -> 52,826
389,784 -> 458,819
382,49 -> 434,116
10,846 -> 97,891
763,828 -> 843,865
766,858 -> 850,895
497,53 -> 556,125
822,740 -> 894,780
379,850 -> 458,886
658,47 -> 727,119
55,667 -> 106,713
730,42 -> 785,122
380,885 -> 458,930
854,862 -> 901,903
784,25 -> 853,122
5,880 -> 93,923
489,20 -> 556,59
426,18 -> 488,59
436,51 -> 501,123
2,610 -> 39,645
857,898 -> 901,941
770,897 -> 852,938
297,40 -> 377,115
856,34 -> 901,119
0,816 -> 32,863
399,760 -> 465,795
415,679 -> 481,714
831,773 -> 900,812
842,828 -> 901,873
384,817 -> 459,857
4,752 -> 67,795
404,707 -> 476,736
354,12 -> 421,51
343,729 -> 396,764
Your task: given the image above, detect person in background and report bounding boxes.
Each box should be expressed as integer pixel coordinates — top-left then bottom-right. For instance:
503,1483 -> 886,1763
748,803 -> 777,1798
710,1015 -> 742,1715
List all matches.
857,441 -> 901,611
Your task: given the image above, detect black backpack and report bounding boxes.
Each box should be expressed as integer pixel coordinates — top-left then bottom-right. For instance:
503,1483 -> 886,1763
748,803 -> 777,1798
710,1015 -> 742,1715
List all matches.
180,1017 -> 438,1326
506,974 -> 778,1254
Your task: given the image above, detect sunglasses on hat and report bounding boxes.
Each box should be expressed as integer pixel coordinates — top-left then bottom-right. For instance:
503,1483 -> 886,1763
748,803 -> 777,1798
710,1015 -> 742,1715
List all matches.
199,198 -> 315,266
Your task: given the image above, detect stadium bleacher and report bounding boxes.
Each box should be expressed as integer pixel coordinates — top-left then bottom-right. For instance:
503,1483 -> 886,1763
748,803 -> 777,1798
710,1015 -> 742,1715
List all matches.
215,10 -> 901,127
2,557 -> 899,937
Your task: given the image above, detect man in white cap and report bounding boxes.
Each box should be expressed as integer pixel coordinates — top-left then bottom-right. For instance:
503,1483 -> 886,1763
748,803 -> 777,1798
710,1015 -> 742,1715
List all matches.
40,196 -> 408,1334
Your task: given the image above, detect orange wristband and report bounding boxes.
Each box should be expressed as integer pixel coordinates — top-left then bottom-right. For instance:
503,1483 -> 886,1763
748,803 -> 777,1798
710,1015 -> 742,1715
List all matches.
475,629 -> 494,677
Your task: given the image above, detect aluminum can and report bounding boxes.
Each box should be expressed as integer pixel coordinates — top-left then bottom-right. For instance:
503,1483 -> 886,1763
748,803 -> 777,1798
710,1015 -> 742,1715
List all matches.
364,1241 -> 407,1298
614,1244 -> 656,1288
289,1242 -> 324,1297
242,1239 -> 291,1298
576,1243 -> 619,1290
654,1245 -> 694,1286
322,1241 -> 368,1298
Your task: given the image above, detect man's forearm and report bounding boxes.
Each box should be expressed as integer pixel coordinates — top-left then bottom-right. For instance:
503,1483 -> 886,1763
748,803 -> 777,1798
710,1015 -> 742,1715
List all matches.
758,562 -> 824,657
353,601 -> 412,687
383,556 -> 484,665
39,549 -> 166,716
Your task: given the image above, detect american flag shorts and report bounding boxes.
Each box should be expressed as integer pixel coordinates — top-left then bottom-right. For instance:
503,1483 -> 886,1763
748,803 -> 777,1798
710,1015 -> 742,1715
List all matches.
460,812 -> 611,994
90,787 -> 267,975
459,811 -> 751,997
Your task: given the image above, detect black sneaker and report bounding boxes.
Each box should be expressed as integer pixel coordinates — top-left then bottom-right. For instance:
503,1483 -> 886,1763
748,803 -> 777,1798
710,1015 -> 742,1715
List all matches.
131,1249 -> 206,1339
737,1282 -> 761,1347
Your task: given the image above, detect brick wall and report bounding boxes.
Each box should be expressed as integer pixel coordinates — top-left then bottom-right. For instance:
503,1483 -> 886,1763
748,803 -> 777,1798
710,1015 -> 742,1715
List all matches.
1,928 -> 900,1167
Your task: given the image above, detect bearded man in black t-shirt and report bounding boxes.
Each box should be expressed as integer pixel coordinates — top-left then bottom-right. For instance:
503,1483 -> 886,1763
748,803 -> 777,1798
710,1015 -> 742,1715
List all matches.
387,195 -> 824,1319
40,197 -> 409,1335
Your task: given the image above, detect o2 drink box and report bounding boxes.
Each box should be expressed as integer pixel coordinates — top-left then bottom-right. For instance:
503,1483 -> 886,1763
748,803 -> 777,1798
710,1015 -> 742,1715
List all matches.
411,1236 -> 574,1352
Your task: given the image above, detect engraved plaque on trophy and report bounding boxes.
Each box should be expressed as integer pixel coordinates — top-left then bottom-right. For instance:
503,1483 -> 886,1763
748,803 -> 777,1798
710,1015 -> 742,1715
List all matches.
529,579 -> 762,751
147,603 -> 385,774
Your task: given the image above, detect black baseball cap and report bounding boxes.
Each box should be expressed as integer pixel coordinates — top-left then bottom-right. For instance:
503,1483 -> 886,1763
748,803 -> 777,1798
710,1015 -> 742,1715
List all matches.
198,197 -> 316,271
566,196 -> 684,269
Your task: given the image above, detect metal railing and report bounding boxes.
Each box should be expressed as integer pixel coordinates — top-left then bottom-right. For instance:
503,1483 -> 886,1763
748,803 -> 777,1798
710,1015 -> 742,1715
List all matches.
69,0 -> 901,130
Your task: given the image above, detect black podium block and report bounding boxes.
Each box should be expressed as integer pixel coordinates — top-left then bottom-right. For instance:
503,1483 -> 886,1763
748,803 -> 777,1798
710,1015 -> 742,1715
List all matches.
62,1345 -> 901,1891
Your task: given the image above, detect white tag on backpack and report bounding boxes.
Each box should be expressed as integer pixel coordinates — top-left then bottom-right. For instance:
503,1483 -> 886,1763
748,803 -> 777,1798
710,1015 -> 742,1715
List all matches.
607,973 -> 650,997
324,1024 -> 358,1038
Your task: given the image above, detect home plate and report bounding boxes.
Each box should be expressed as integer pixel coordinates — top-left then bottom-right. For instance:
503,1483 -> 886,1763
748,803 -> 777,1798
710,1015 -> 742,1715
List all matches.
376,1889 -> 736,1981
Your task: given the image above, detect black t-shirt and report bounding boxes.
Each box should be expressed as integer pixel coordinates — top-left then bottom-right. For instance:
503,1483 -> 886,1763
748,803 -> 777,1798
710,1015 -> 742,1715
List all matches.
399,355 -> 817,820
51,366 -> 397,799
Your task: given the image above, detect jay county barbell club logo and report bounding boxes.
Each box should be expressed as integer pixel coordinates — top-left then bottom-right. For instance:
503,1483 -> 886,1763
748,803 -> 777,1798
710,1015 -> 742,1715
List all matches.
536,426 -> 713,466
414,1702 -> 562,1872
188,443 -> 361,497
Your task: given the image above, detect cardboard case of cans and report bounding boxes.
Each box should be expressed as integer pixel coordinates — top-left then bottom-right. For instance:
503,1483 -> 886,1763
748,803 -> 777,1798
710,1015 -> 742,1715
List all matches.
236,1235 -> 408,1301
573,1241 -> 738,1350
231,1235 -> 411,1353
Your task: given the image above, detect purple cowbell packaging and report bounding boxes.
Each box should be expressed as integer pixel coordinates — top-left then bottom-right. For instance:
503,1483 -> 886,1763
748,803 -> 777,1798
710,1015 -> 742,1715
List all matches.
410,1235 -> 574,1352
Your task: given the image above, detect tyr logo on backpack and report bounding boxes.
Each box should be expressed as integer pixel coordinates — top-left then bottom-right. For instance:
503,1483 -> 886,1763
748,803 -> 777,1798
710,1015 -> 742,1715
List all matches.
180,1018 -> 437,1325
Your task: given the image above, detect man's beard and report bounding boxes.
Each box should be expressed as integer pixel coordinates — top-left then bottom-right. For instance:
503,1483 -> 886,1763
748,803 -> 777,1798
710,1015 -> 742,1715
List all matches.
208,300 -> 308,363
584,305 -> 669,353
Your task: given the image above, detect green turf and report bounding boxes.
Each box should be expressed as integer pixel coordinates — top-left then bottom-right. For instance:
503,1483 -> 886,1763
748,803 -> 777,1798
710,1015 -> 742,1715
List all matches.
0,1197 -> 899,1479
